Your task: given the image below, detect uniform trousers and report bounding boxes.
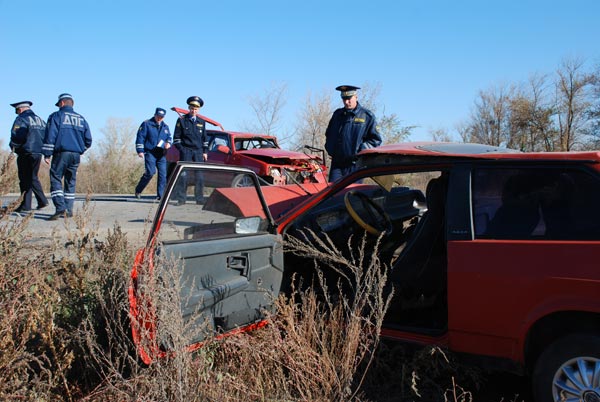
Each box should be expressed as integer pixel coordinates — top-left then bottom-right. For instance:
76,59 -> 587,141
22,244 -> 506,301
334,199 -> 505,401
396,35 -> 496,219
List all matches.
49,151 -> 80,214
16,153 -> 48,210
135,148 -> 167,198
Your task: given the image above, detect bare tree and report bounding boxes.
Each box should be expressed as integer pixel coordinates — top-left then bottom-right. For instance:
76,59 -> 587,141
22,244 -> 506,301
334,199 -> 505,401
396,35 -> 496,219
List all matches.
430,127 -> 453,142
465,83 -> 516,147
505,74 -> 557,151
455,121 -> 471,143
464,81 -> 552,151
522,74 -> 557,151
355,81 -> 382,112
242,82 -> 288,138
588,65 -> 600,146
378,111 -> 415,144
332,81 -> 414,144
555,57 -> 595,150
81,118 -> 142,193
292,90 -> 333,151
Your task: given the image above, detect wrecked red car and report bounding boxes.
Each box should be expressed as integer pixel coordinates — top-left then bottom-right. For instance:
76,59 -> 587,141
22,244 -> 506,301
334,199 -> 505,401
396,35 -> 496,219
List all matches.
166,107 -> 327,186
130,142 -> 600,402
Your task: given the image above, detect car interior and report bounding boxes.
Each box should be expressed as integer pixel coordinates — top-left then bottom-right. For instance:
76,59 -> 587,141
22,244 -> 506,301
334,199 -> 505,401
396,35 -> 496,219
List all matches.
283,170 -> 449,334
473,166 -> 600,240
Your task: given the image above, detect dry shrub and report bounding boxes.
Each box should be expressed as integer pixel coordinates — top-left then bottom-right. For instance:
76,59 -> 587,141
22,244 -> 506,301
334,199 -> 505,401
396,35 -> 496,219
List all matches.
0,217 -> 58,400
0,159 -> 489,402
0,169 -> 138,400
79,228 -> 391,402
0,155 -> 61,400
361,341 -> 484,402
190,229 -> 392,401
80,117 -> 144,194
0,151 -> 18,194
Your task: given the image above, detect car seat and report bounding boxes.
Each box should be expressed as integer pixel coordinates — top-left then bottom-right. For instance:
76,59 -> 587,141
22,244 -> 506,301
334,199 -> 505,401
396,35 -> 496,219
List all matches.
485,174 -> 540,239
389,175 -> 448,297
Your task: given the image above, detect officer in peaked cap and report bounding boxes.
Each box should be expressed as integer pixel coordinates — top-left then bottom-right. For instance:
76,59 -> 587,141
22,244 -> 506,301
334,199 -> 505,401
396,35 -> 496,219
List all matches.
336,85 -> 360,98
10,100 -> 33,112
324,84 -> 382,182
134,107 -> 172,200
186,96 -> 204,108
9,100 -> 49,213
173,96 -> 209,205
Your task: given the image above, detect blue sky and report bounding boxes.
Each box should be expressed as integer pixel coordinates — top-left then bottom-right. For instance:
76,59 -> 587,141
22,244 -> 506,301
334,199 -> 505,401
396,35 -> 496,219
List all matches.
1,0 -> 599,146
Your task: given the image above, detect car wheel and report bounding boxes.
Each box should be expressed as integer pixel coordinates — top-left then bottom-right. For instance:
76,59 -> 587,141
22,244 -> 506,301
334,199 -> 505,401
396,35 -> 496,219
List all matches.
532,333 -> 600,402
231,174 -> 254,187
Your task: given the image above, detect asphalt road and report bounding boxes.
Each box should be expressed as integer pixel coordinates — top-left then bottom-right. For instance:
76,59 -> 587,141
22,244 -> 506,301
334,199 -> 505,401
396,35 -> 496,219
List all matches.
1,193 -> 159,247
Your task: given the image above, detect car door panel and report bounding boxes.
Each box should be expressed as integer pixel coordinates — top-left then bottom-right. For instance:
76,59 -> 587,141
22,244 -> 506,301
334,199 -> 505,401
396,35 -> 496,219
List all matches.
160,233 -> 282,344
131,164 -> 281,360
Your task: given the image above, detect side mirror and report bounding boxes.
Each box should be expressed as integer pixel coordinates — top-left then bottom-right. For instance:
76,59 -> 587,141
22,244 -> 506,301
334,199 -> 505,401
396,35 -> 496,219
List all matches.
216,144 -> 231,154
235,216 -> 262,234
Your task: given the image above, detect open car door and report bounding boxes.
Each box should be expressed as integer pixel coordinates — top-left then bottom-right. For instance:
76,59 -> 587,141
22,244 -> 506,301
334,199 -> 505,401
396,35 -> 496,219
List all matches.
129,163 -> 282,364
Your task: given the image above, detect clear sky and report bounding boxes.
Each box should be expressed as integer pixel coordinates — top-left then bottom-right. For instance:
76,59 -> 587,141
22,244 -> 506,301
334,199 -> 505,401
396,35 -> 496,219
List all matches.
1,0 -> 599,146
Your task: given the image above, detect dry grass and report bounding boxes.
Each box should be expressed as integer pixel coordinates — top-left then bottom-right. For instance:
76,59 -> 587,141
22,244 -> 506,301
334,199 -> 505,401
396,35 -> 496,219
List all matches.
0,154 -> 503,401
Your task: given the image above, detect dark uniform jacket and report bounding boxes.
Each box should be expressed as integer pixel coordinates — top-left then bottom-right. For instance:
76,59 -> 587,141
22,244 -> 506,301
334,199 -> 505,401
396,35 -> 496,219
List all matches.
173,114 -> 208,153
324,102 -> 382,167
10,109 -> 45,155
42,106 -> 92,156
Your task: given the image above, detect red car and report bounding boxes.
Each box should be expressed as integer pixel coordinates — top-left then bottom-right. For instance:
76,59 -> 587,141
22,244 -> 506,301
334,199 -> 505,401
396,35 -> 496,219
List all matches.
130,142 -> 600,402
166,107 -> 327,186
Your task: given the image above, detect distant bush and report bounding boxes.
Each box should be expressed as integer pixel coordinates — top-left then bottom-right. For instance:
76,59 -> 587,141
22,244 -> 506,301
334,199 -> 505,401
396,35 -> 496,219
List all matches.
81,117 -> 144,194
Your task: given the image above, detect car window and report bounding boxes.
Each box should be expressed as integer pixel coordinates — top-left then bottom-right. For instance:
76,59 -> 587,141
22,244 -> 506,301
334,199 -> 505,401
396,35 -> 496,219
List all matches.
284,169 -> 449,327
234,137 -> 277,150
209,134 -> 229,151
286,170 -> 443,259
472,167 -> 600,240
158,167 -> 270,243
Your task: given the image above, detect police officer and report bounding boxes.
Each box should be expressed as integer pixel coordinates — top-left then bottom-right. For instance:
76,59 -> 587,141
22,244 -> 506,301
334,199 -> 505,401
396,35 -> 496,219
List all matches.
9,100 -> 49,213
173,96 -> 208,205
324,85 -> 382,182
42,93 -> 92,220
134,107 -> 172,200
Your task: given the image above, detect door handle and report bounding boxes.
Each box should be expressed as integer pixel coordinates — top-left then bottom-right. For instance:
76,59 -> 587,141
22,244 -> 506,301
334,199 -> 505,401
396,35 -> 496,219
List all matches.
227,254 -> 249,278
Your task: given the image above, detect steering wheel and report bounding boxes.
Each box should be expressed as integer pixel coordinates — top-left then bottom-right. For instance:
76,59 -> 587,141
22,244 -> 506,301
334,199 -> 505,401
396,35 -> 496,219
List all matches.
344,191 -> 393,236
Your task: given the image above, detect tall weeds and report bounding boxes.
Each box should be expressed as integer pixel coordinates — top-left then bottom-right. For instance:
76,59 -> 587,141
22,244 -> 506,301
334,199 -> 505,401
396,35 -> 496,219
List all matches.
0,151 -> 489,401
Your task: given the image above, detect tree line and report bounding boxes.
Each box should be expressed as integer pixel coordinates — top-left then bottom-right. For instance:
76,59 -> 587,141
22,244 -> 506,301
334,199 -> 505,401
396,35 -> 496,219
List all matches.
457,57 -> 599,151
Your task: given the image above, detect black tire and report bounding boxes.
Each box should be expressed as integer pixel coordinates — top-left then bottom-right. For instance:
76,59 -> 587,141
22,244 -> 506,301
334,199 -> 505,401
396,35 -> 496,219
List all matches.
532,333 -> 600,402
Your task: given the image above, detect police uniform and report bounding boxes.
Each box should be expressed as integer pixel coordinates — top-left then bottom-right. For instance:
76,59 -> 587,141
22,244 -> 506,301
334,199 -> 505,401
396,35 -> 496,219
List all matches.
42,93 -> 92,219
324,85 -> 382,182
134,108 -> 172,199
173,96 -> 208,204
9,101 -> 49,212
